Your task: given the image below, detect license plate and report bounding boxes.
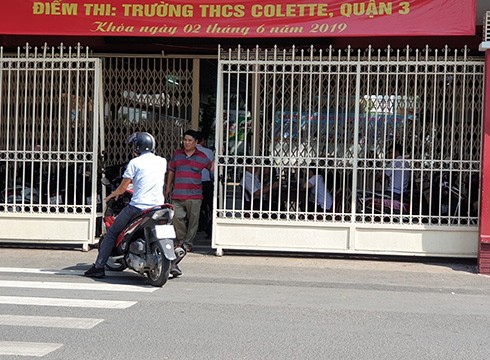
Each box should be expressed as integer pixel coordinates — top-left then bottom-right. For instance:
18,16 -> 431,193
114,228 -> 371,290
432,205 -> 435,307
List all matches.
155,224 -> 176,239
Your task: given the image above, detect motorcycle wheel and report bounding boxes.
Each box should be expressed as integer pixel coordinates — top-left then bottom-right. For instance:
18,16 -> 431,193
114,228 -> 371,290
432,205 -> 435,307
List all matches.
146,241 -> 171,287
98,236 -> 127,271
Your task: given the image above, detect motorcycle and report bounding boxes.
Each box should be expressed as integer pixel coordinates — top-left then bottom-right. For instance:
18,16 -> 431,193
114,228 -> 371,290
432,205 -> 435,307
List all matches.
357,171 -> 473,222
99,175 -> 186,287
0,161 -> 41,210
356,189 -> 412,216
44,163 -> 94,206
0,184 -> 40,212
422,172 -> 470,220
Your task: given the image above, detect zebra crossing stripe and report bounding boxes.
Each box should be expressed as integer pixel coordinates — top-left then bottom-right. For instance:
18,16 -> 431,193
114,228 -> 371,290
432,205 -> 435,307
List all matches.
0,280 -> 157,292
0,267 -> 81,275
0,314 -> 103,329
0,267 -> 139,278
0,296 -> 136,309
0,341 -> 63,357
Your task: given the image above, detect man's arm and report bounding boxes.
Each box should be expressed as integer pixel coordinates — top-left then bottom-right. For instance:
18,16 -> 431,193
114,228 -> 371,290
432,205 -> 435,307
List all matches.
303,175 -> 314,190
165,170 -> 175,198
105,178 -> 132,202
303,180 -> 313,190
255,185 -> 269,197
208,159 -> 215,173
254,181 -> 279,197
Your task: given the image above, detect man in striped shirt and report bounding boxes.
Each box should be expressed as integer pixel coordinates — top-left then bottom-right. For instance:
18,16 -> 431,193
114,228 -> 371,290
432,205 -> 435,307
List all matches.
165,130 -> 213,258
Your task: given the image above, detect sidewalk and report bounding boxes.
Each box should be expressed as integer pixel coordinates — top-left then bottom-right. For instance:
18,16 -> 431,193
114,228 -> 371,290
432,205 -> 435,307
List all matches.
190,230 -> 480,276
0,228 -> 482,276
1,230 -> 488,296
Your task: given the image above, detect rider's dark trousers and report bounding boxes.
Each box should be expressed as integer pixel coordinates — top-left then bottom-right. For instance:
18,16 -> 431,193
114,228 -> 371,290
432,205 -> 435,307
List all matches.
95,204 -> 141,269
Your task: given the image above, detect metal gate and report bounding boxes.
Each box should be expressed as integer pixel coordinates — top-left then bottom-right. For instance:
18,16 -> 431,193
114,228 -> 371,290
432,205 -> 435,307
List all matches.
0,44 -> 101,250
99,55 -> 196,170
213,45 -> 484,257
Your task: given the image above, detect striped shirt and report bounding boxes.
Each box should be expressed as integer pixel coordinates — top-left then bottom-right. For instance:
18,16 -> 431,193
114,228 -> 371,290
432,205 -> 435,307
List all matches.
168,148 -> 211,200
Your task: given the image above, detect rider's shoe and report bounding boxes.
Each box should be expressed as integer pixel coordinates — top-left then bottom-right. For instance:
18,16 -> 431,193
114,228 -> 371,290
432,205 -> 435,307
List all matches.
170,264 -> 182,277
84,264 -> 105,278
182,242 -> 192,252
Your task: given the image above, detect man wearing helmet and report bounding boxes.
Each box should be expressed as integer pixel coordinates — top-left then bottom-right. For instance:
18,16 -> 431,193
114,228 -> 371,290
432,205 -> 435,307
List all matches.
85,132 -> 167,278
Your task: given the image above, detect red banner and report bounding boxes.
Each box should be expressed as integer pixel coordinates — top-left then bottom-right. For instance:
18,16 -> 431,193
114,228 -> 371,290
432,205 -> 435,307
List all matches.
0,1 -> 476,38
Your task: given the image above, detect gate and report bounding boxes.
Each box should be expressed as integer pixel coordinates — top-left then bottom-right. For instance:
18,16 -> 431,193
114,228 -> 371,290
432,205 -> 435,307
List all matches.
213,45 -> 484,257
99,55 -> 195,170
0,44 -> 101,250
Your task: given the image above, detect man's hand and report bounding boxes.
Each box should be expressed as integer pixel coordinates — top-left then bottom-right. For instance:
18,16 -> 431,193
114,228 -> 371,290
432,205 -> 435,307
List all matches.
105,178 -> 131,202
104,192 -> 119,202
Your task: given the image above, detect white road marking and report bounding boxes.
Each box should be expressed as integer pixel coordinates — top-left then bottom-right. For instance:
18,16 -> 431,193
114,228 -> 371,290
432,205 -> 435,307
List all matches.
0,341 -> 62,357
0,267 -> 140,278
0,296 -> 136,309
0,280 -> 157,292
0,314 -> 103,329
0,267 -> 82,275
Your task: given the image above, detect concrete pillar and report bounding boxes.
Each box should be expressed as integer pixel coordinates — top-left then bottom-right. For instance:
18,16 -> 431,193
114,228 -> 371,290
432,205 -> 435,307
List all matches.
478,49 -> 490,274
191,58 -> 200,130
